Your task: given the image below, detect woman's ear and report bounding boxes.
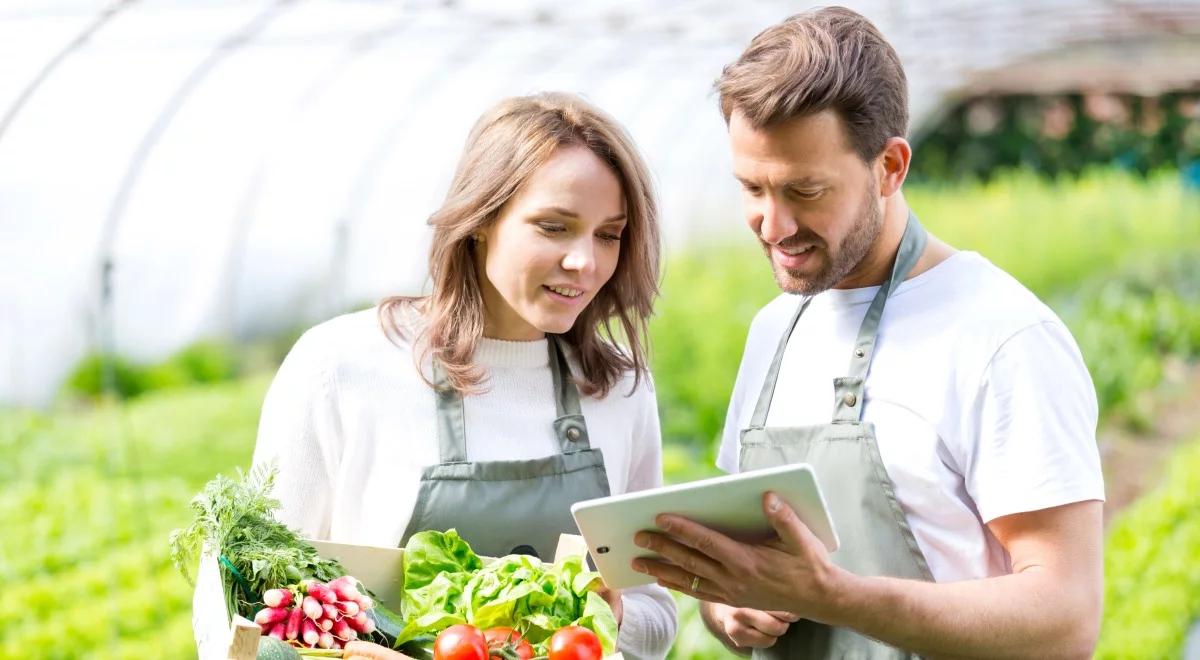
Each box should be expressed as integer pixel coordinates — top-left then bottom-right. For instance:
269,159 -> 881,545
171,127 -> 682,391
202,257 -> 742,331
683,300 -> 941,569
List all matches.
878,137 -> 911,197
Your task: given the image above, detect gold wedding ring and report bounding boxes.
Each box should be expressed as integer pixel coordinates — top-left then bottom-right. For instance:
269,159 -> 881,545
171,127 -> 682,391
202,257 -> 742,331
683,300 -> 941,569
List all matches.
690,575 -> 701,592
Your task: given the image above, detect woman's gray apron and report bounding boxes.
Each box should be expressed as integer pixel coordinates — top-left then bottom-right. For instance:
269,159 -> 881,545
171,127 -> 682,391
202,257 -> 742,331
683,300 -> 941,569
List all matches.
400,337 -> 611,560
740,214 -> 934,659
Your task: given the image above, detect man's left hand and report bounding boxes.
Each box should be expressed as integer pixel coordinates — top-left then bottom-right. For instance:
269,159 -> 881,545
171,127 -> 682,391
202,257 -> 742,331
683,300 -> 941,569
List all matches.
632,491 -> 847,623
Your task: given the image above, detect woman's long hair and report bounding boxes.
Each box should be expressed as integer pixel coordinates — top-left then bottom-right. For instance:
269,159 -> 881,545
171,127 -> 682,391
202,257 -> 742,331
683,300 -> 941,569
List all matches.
379,92 -> 660,398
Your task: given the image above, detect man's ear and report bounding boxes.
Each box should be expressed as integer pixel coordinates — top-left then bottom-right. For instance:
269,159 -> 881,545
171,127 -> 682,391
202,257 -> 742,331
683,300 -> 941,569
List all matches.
877,137 -> 911,197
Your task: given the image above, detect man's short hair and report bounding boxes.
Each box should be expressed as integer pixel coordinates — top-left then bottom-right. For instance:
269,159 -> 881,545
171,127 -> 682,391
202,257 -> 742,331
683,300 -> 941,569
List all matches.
716,6 -> 908,162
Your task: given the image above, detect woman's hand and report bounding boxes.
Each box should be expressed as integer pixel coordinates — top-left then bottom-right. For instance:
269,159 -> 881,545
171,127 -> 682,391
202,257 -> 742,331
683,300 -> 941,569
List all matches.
596,586 -> 624,625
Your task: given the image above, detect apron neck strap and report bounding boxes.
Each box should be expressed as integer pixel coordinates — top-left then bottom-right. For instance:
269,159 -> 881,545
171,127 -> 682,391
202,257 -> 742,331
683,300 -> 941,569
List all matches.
748,296 -> 813,428
433,336 -> 590,463
550,336 -> 592,452
747,211 -> 928,428
832,211 -> 927,423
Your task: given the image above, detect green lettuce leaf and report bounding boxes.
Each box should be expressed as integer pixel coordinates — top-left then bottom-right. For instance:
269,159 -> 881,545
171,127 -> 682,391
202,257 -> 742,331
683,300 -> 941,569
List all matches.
396,530 -> 617,654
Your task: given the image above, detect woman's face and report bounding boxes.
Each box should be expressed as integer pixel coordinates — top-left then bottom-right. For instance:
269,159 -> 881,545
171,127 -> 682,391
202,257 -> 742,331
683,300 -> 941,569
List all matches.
476,145 -> 626,341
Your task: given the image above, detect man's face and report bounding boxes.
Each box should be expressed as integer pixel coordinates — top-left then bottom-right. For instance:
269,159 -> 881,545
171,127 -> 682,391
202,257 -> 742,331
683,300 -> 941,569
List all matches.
730,109 -> 883,295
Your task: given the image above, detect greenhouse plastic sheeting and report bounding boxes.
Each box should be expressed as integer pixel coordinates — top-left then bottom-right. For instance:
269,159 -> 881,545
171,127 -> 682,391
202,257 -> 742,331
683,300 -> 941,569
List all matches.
4,0 -> 1199,406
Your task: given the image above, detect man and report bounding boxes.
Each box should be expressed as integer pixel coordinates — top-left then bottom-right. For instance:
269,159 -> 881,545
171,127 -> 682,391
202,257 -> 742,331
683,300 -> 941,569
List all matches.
633,7 -> 1104,659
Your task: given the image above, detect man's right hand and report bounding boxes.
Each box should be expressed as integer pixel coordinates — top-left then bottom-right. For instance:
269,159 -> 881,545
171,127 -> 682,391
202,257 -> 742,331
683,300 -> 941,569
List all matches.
700,601 -> 799,654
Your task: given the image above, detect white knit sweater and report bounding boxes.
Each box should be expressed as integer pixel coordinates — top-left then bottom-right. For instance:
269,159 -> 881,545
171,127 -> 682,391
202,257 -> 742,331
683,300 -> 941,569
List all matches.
251,306 -> 677,658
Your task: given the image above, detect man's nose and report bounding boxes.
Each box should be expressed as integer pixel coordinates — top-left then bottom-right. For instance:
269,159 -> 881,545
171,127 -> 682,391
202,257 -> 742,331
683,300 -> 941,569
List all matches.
757,194 -> 798,245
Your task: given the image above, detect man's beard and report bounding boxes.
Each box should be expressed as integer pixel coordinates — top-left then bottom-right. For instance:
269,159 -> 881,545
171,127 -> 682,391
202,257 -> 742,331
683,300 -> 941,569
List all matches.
762,184 -> 882,296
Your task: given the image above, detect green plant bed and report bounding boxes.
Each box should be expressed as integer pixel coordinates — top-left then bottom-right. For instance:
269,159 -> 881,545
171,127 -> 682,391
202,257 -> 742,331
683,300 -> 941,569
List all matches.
1097,437 -> 1200,659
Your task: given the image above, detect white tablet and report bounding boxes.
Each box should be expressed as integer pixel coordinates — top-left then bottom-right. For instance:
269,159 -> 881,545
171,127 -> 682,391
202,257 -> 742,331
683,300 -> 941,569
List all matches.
570,463 -> 838,589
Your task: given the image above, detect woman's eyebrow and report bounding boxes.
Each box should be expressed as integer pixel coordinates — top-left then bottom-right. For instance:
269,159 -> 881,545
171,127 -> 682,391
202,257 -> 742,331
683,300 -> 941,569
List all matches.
532,206 -> 626,223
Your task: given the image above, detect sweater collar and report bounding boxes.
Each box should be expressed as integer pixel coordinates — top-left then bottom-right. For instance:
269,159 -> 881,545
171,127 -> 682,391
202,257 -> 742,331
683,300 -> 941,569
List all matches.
475,336 -> 550,369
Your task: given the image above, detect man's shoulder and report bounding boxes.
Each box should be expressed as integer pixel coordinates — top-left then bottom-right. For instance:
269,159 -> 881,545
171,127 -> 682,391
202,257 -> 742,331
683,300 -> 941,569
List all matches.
750,292 -> 804,333
913,252 -> 1061,332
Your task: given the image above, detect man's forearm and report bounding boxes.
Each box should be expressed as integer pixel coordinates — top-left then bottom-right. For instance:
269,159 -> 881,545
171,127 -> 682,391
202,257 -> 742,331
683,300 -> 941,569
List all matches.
824,568 -> 1100,659
698,602 -> 750,657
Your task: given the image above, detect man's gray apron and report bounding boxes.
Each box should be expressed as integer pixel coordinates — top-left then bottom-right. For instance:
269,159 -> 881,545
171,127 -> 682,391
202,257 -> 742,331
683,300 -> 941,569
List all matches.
400,337 -> 611,560
740,214 -> 934,659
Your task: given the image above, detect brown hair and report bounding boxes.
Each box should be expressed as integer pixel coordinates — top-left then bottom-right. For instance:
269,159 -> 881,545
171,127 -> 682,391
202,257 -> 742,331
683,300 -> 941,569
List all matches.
715,6 -> 908,162
379,92 -> 660,398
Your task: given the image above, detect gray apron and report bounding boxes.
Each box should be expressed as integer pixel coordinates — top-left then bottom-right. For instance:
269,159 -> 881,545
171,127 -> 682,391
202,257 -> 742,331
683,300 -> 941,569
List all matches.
399,337 -> 612,560
740,213 -> 934,659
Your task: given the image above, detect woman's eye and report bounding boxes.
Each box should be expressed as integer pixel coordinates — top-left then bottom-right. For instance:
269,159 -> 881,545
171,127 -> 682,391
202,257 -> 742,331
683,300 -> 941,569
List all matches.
537,223 -> 567,234
597,232 -> 622,244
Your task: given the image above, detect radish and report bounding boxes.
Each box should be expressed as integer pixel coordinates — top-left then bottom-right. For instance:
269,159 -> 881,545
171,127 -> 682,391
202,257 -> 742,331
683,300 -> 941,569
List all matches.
317,631 -> 335,649
350,611 -> 376,635
301,619 -> 320,646
253,607 -> 289,627
331,617 -> 357,642
319,616 -> 334,632
267,623 -> 286,640
322,603 -> 341,621
331,640 -> 343,650
263,588 -> 293,608
307,581 -> 337,604
285,606 -> 303,640
302,596 -> 323,620
357,596 -> 374,611
336,600 -> 360,617
328,576 -> 362,602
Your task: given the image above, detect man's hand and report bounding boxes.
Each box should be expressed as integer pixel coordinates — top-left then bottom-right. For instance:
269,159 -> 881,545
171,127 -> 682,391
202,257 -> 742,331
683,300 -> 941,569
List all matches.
632,491 -> 846,620
701,601 -> 799,654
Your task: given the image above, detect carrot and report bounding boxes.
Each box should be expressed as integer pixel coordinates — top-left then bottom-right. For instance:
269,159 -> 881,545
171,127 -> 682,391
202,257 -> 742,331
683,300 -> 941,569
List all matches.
342,641 -> 415,659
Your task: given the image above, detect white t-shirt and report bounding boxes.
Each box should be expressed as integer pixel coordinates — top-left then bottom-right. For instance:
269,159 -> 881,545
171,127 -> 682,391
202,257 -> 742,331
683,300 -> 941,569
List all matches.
251,306 -> 676,658
717,251 -> 1105,582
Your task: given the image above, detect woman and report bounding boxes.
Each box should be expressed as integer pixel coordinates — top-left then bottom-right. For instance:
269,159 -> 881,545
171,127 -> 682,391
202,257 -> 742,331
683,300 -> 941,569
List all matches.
252,92 -> 677,658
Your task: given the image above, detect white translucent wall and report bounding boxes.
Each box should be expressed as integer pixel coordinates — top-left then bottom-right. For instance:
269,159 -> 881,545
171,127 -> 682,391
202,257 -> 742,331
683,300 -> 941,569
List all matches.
4,0 -> 1197,406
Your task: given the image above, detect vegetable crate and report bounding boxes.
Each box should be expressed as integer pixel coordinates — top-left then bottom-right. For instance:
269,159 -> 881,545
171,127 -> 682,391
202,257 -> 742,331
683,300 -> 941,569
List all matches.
193,534 -> 624,660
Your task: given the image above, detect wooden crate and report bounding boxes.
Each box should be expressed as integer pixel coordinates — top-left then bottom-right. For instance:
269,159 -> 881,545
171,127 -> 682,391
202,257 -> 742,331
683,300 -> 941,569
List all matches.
193,534 -> 620,660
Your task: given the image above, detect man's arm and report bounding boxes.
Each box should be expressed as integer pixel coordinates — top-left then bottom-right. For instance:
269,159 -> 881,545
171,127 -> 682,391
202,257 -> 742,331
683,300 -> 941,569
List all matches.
634,495 -> 1103,660
827,500 -> 1103,659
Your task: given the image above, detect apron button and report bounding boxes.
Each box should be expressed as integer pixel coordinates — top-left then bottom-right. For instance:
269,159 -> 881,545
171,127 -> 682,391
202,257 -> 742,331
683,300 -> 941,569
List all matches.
855,348 -> 865,358
843,392 -> 858,407
566,427 -> 582,441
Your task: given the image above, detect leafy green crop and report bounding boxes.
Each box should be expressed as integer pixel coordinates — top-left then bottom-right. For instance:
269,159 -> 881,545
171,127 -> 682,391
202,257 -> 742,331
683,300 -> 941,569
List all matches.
397,530 -> 618,655
1097,438 -> 1200,659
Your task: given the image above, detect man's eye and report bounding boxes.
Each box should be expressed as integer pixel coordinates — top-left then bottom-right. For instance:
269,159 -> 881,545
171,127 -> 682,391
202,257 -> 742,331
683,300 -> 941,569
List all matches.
743,185 -> 763,196
790,189 -> 823,200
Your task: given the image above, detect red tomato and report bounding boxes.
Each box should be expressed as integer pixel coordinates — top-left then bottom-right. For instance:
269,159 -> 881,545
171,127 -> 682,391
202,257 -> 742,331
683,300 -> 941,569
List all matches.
434,624 -> 488,660
483,627 -> 534,660
548,626 -> 603,660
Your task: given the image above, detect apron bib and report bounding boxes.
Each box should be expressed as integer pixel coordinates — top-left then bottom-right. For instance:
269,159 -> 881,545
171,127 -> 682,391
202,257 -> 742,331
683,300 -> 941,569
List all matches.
400,337 -> 611,560
740,213 -> 935,659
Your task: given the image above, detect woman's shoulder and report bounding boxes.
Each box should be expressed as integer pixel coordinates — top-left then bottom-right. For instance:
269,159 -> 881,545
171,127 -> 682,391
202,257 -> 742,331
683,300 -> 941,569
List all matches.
288,303 -> 424,373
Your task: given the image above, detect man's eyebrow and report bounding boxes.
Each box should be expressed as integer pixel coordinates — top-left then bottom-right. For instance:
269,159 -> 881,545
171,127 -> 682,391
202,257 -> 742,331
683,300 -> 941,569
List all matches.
732,175 -> 826,187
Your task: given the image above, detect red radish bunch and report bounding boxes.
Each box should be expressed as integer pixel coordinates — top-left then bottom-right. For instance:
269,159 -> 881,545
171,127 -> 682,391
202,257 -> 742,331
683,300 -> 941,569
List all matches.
252,575 -> 377,650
